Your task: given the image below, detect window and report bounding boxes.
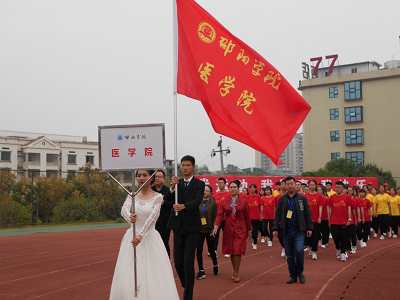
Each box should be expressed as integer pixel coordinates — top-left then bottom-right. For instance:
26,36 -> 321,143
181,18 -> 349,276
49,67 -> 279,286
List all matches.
344,106 -> 363,123
351,68 -> 357,73
330,108 -> 339,120
67,154 -> 76,164
46,170 -> 58,178
331,153 -> 340,161
46,154 -> 58,166
346,152 -> 364,166
329,87 -> 338,98
28,153 -> 40,165
344,81 -> 362,100
86,156 -> 94,165
1,151 -> 11,161
345,129 -> 364,145
330,130 -> 340,142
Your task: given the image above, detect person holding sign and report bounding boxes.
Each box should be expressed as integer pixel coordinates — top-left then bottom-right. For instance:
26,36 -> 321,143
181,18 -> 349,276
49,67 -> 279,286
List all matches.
272,177 -> 313,284
212,180 -> 252,283
168,155 -> 205,300
109,170 -> 179,300
195,185 -> 218,279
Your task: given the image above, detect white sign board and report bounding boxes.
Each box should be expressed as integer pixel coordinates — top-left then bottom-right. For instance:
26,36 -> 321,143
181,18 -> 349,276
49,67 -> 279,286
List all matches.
98,123 -> 165,171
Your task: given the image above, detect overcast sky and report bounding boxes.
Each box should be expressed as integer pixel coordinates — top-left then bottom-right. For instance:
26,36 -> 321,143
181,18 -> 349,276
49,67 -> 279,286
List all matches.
1,0 -> 399,171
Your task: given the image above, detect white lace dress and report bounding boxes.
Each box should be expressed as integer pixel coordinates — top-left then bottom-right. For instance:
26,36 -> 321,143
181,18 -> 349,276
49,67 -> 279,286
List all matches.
109,194 -> 179,300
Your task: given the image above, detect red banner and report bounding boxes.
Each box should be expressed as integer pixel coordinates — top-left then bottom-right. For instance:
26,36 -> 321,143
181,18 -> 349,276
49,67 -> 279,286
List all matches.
175,0 -> 311,165
194,175 -> 378,192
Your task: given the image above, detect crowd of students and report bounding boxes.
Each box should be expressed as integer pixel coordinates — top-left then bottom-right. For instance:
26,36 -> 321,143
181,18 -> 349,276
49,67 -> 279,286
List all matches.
195,177 -> 400,280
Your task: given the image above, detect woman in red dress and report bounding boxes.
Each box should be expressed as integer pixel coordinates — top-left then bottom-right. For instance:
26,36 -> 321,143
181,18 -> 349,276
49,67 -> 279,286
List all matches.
212,180 -> 252,283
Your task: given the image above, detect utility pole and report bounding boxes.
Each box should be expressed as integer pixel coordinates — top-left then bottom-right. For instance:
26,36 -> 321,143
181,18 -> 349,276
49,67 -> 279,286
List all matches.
211,136 -> 230,174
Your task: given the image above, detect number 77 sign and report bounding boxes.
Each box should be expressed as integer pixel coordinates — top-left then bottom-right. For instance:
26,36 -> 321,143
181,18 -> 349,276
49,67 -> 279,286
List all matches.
310,54 -> 338,77
98,123 -> 165,171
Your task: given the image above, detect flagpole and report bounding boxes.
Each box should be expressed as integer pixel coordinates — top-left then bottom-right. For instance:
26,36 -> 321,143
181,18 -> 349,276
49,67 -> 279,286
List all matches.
173,0 -> 178,215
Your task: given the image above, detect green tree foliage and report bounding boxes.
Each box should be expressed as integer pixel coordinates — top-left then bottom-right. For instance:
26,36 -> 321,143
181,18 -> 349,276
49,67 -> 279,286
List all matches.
0,199 -> 31,226
302,158 -> 397,187
225,164 -> 241,174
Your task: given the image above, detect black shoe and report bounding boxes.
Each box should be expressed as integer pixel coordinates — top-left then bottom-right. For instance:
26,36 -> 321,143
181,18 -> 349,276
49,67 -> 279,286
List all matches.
213,265 -> 219,275
299,273 -> 306,284
196,270 -> 206,280
287,277 -> 297,284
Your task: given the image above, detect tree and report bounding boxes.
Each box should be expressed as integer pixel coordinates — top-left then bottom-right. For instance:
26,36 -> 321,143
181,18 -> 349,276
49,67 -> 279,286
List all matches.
302,159 -> 397,187
225,164 -> 241,174
197,165 -> 210,173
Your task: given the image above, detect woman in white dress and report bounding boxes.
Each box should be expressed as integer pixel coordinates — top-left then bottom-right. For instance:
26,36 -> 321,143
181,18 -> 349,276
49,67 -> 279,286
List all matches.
109,170 -> 180,300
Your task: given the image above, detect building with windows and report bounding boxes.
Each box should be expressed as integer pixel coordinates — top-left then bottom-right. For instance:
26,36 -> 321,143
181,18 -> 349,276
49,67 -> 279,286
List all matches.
255,133 -> 304,176
0,130 -> 98,179
299,60 -> 400,178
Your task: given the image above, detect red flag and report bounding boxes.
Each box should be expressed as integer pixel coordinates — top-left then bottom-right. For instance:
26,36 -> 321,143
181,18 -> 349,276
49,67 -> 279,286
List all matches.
173,0 -> 311,165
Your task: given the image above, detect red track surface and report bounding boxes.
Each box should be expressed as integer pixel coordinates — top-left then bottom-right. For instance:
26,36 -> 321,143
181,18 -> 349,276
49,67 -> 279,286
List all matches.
0,228 -> 399,300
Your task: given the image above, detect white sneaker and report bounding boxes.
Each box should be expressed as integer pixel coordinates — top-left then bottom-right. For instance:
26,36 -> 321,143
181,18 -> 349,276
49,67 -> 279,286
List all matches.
388,231 -> 392,238
345,252 -> 348,258
207,252 -> 211,257
363,242 -> 367,248
336,250 -> 341,258
380,235 -> 385,240
252,244 -> 257,250
329,233 -> 333,239
368,236 -> 370,240
224,254 -> 231,258
309,250 -> 313,256
267,241 -> 272,247
351,246 -> 357,254
319,240 -> 322,246
281,248 -> 286,257
383,233 -> 387,236
321,244 -> 327,249
261,238 -> 266,243
312,252 -> 318,260
359,242 -> 365,248
370,228 -> 373,232
393,234 -> 398,238
373,233 -> 378,238
341,253 -> 347,262
304,246 -> 310,252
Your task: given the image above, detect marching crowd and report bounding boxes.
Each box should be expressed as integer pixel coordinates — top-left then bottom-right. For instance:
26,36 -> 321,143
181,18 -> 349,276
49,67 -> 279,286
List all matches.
193,177 -> 400,282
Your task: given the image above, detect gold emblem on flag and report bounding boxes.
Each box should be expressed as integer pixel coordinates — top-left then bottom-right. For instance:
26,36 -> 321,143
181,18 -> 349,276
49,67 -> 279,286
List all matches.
198,22 -> 216,44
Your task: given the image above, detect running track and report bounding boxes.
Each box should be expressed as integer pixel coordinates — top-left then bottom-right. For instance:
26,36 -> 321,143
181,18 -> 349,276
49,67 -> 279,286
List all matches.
0,227 -> 399,300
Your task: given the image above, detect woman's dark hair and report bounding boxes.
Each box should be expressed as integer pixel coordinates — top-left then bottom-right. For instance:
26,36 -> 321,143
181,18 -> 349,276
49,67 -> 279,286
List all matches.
205,185 -> 213,193
309,179 -> 317,186
242,187 -> 248,195
265,186 -> 272,194
259,187 -> 266,196
250,183 -> 258,194
359,188 -> 366,195
228,180 -> 240,189
352,185 -> 359,196
135,170 -> 155,185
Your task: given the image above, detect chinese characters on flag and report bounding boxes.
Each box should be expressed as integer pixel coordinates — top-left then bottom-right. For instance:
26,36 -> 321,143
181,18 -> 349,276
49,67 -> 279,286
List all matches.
174,0 -> 311,165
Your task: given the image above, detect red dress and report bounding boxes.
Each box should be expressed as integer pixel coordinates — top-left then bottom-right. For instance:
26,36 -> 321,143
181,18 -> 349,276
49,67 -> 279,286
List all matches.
215,196 -> 252,255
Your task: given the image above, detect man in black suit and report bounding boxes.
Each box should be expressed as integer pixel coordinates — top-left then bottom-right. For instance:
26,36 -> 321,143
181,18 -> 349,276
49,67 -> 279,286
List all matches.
168,155 -> 205,300
152,170 -> 173,258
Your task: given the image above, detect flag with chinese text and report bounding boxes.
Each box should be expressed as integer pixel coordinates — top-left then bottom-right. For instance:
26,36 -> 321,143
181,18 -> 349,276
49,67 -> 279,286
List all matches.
173,0 -> 311,165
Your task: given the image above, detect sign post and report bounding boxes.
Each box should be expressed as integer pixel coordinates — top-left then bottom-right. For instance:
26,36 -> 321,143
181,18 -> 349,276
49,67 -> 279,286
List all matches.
98,123 -> 165,297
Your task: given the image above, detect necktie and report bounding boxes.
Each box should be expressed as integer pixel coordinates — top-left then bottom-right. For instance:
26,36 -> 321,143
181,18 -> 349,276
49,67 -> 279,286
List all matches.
184,181 -> 189,188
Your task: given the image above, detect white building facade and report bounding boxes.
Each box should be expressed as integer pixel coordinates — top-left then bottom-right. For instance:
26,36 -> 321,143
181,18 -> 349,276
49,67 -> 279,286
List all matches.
0,130 -> 98,178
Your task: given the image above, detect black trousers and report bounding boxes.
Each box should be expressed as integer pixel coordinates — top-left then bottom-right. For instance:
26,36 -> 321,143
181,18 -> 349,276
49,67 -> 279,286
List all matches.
378,214 -> 389,235
357,221 -> 371,243
311,222 -> 321,252
214,220 -> 225,251
372,216 -> 379,233
173,226 -> 199,300
320,220 -> 330,245
156,221 -> 171,258
347,224 -> 357,250
390,216 -> 399,234
278,229 -> 284,248
261,219 -> 274,241
331,224 -> 348,254
251,220 -> 261,244
196,232 -> 217,270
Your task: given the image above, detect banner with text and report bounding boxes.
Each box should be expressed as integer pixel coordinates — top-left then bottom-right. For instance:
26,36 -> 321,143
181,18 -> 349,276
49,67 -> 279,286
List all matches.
195,175 -> 378,192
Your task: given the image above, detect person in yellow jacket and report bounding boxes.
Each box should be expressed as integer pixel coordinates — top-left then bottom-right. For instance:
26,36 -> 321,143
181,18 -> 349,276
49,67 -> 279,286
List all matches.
374,185 -> 392,240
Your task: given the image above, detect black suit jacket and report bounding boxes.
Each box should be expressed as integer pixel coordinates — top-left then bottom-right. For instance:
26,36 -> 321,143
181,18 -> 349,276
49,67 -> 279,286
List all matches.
167,177 -> 205,232
272,193 -> 313,234
151,185 -> 173,223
